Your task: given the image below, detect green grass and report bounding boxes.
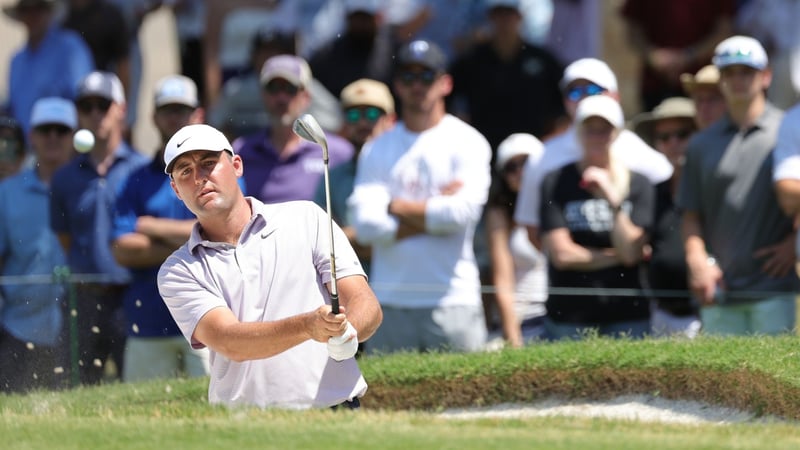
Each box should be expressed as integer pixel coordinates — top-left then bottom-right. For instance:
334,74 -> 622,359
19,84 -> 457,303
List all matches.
2,336 -> 800,449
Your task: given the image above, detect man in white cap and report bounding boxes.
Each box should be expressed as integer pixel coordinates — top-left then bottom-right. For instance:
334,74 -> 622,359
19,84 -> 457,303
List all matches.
679,35 -> 798,336
157,123 -> 382,408
111,75 -> 212,382
50,71 -> 148,384
0,97 -> 77,392
514,57 -> 672,249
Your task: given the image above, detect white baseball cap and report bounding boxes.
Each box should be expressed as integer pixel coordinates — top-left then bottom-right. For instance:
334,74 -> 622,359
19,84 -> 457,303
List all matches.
154,75 -> 199,108
164,124 -> 234,174
560,58 -> 618,93
495,133 -> 543,171
574,95 -> 624,129
30,97 -> 78,129
712,35 -> 768,70
77,71 -> 126,104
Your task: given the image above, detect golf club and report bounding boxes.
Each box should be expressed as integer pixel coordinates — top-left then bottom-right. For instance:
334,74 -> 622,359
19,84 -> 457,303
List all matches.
292,113 -> 339,314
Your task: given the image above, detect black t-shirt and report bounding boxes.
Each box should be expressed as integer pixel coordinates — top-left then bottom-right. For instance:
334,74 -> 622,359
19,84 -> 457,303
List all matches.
539,163 -> 654,324
647,180 -> 697,316
448,41 -> 566,155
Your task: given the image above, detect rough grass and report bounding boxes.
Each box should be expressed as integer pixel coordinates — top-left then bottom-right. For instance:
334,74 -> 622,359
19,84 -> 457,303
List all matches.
2,335 -> 800,449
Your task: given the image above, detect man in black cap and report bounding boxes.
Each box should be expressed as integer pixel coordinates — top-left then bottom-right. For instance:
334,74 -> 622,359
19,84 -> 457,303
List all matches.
348,39 -> 492,354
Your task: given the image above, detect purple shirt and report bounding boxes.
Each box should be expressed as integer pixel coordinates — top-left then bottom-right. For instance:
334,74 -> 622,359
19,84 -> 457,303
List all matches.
233,129 -> 354,203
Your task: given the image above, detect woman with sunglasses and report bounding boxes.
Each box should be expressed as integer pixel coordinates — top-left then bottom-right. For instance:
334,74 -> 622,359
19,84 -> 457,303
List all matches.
486,133 -> 549,347
539,95 -> 654,340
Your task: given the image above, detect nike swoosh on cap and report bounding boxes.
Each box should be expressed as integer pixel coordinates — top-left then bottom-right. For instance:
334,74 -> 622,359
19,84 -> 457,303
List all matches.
176,137 -> 191,148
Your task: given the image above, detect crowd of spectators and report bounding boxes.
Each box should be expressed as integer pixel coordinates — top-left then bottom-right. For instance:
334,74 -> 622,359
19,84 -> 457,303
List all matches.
1,0 -> 799,397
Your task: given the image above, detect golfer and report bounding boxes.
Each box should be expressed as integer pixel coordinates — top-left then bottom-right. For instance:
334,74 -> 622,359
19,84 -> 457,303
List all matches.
157,124 -> 382,409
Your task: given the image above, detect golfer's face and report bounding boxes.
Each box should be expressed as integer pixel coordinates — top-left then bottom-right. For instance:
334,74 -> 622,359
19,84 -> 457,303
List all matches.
170,150 -> 243,215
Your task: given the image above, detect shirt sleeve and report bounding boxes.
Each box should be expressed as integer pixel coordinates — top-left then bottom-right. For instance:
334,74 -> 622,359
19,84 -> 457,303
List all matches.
347,140 -> 399,245
111,175 -> 139,241
539,170 -> 566,233
627,173 -> 655,231
424,132 -> 491,234
676,137 -> 703,213
514,157 -> 546,227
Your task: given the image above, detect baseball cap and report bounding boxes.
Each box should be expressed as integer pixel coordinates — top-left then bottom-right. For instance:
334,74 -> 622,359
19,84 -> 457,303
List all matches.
260,55 -> 312,89
712,35 -> 768,70
163,124 -> 234,174
341,79 -> 395,115
560,58 -> 618,93
495,133 -> 543,171
575,95 -> 624,129
396,40 -> 447,73
631,97 -> 696,142
30,97 -> 78,129
154,75 -> 199,108
77,71 -> 126,104
680,65 -> 720,94
2,0 -> 55,20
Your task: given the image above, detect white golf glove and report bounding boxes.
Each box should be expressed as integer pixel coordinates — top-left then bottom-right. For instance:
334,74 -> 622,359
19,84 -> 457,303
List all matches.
327,321 -> 358,361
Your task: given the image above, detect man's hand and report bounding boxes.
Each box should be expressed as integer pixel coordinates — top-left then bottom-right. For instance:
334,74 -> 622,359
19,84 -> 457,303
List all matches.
687,257 -> 723,306
753,233 -> 797,278
306,305 -> 348,343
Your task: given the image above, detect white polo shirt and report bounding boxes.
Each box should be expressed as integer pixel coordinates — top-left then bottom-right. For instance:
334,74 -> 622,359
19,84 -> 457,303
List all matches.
158,198 -> 367,409
514,126 -> 673,227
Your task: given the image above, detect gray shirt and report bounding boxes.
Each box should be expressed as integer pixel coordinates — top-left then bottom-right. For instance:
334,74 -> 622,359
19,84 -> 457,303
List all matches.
677,103 -> 799,300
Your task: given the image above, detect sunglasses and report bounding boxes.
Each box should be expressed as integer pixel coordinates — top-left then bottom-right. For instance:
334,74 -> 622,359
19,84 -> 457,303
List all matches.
654,128 -> 692,143
264,80 -> 300,96
0,137 -> 23,161
34,124 -> 72,136
345,106 -> 384,123
566,83 -> 606,102
397,70 -> 438,86
77,98 -> 112,114
502,158 -> 527,175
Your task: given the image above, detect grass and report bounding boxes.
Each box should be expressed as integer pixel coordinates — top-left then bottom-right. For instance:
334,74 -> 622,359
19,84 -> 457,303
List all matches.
2,336 -> 800,449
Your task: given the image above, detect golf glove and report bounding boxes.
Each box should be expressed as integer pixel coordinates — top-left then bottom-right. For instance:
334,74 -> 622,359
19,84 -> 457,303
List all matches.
327,322 -> 358,361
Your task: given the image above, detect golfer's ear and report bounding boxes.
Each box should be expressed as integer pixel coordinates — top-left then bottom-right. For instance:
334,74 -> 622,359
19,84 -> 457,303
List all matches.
231,154 -> 244,176
170,179 -> 182,200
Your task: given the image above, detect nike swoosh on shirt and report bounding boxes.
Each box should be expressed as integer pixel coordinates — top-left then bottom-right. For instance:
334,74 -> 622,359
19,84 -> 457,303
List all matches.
261,229 -> 276,239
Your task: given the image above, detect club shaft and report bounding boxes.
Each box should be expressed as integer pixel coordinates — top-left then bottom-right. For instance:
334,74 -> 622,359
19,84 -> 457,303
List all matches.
323,149 -> 339,314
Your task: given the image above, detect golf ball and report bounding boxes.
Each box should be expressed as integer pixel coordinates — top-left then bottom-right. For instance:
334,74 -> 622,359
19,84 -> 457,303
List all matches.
73,129 -> 95,153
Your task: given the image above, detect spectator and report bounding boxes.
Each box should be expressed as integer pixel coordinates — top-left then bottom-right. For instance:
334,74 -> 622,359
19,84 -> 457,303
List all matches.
170,0 -> 208,105
679,36 -> 798,336
736,0 -> 800,109
539,95 -> 654,339
514,58 -> 673,250
4,0 -> 94,135
111,75 -> 211,382
62,1 -> 131,101
630,97 -> 701,338
486,133 -> 548,348
157,123 -> 382,409
348,40 -> 492,354
312,78 -> 396,277
308,0 -> 396,98
680,65 -> 727,130
544,0 -> 602,66
233,55 -> 353,203
386,0 -> 486,62
0,115 -> 26,180
0,98 -> 76,393
449,0 -> 567,156
209,27 -> 342,140
620,0 -> 735,111
50,71 -> 148,384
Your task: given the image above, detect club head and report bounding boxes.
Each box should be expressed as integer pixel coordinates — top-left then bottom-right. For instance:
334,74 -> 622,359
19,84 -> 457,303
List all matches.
293,113 -> 329,160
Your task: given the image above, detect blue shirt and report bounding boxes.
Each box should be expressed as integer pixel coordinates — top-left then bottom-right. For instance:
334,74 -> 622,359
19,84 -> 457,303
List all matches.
233,129 -> 353,203
111,157 -> 246,337
8,26 -> 94,134
0,168 -> 66,345
50,143 -> 148,284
